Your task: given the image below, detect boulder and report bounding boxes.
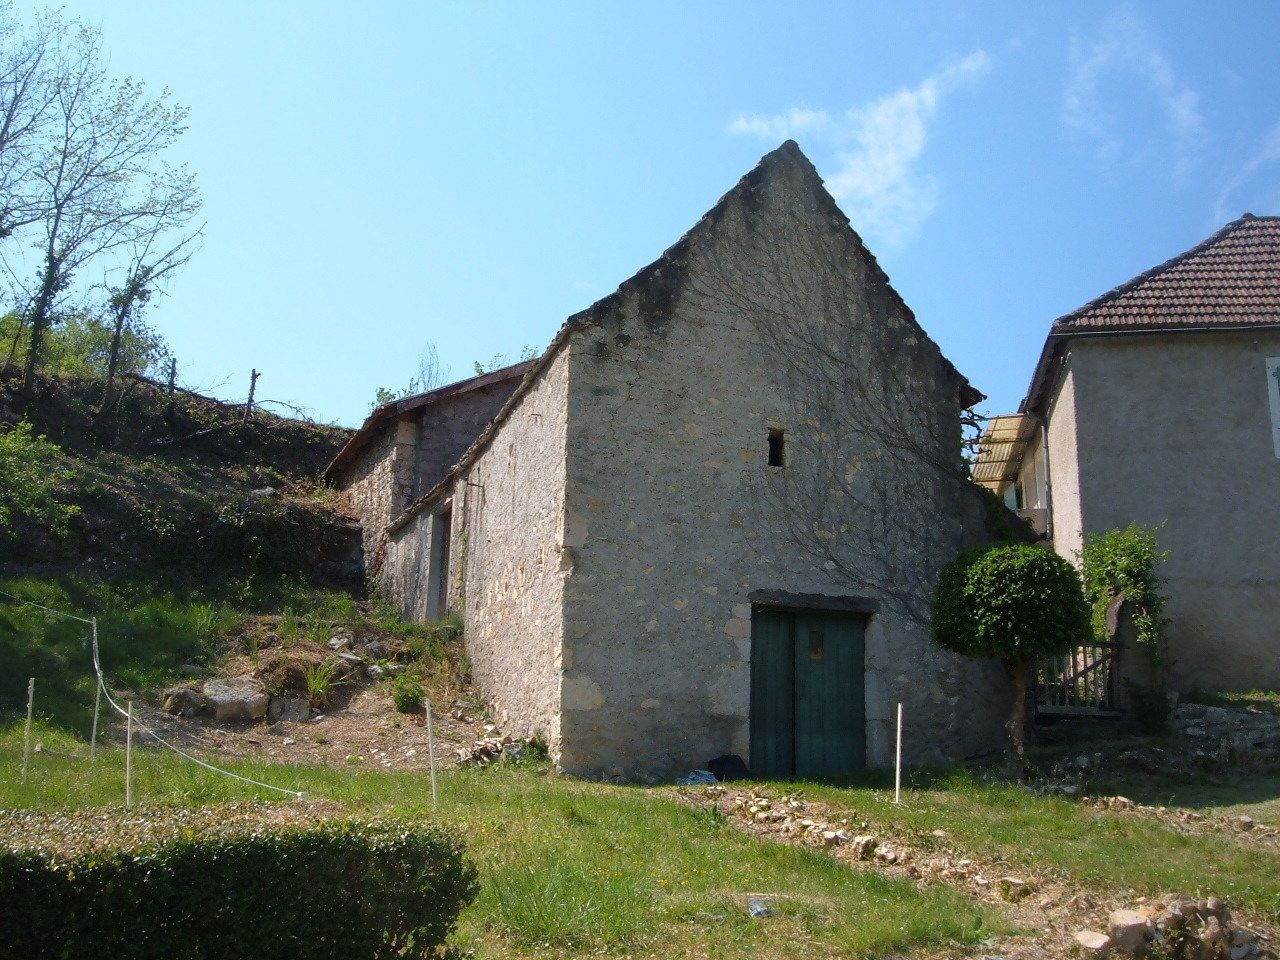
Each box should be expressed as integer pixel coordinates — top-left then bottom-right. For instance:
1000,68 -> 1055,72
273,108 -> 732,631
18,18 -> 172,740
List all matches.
850,835 -> 878,860
1198,916 -> 1231,960
707,753 -> 750,781
1074,930 -> 1113,956
1108,909 -> 1151,954
161,685 -> 206,718
202,676 -> 269,723
267,695 -> 311,723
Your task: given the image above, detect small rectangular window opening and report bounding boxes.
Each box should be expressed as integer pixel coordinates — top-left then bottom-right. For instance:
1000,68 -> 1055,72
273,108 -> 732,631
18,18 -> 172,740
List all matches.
767,428 -> 785,467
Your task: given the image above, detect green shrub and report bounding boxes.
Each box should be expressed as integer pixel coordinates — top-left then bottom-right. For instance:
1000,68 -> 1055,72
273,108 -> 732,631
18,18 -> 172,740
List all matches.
933,543 -> 1092,777
0,421 -> 79,535
392,671 -> 424,713
0,817 -> 478,960
1078,523 -> 1170,661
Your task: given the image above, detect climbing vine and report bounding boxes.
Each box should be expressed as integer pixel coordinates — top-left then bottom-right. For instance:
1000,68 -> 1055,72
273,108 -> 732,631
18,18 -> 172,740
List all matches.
1078,523 -> 1171,662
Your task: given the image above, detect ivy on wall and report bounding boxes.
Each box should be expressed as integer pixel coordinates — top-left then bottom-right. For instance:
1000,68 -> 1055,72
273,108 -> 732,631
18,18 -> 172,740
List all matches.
1078,523 -> 1171,663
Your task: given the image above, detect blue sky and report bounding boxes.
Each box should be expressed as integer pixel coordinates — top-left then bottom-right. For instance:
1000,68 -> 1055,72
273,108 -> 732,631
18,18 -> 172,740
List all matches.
45,2 -> 1280,427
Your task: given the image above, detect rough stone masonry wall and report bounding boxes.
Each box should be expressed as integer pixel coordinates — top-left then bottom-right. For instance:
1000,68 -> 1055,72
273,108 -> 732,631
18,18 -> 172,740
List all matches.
414,382 -> 523,498
556,157 -> 1008,780
383,348 -> 570,750
338,418 -> 417,565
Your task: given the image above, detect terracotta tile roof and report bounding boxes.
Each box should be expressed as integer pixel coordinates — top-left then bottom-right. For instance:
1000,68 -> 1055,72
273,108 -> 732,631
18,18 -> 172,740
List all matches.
1052,214 -> 1280,334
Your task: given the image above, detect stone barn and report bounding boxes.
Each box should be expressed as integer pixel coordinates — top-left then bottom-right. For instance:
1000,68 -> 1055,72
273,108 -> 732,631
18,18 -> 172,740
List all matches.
328,141 -> 1009,780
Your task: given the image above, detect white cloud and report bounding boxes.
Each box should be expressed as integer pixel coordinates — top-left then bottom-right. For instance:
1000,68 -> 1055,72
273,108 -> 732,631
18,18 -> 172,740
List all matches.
1063,8 -> 1205,178
727,51 -> 991,249
727,107 -> 830,141
1214,121 -> 1280,223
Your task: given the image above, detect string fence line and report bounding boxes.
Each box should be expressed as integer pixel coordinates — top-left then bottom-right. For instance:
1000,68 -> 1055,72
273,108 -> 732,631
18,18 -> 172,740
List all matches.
1,590 -> 305,801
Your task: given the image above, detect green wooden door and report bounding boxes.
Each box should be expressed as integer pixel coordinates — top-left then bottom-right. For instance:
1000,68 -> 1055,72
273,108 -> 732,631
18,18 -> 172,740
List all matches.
749,608 -> 795,778
793,611 -> 865,777
750,608 -> 865,778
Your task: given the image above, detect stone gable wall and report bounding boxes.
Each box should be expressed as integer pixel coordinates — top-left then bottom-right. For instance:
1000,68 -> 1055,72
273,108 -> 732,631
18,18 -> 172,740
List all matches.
555,159 -> 1007,780
415,382 -> 523,498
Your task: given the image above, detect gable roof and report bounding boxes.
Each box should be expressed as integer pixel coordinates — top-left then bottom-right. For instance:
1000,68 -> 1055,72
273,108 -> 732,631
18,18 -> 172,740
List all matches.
384,140 -> 983,536
1054,214 -> 1280,334
324,360 -> 534,480
1022,214 -> 1280,411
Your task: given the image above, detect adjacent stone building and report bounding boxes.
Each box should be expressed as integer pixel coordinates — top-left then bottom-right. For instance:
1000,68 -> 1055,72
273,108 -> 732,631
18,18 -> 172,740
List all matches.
330,142 -> 1008,779
974,214 -> 1280,694
325,361 -> 533,563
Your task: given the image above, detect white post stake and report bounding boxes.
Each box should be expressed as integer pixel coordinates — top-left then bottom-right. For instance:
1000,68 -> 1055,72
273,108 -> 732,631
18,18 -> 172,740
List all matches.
125,700 -> 134,810
20,678 -> 34,784
894,702 -> 903,806
90,682 -> 102,758
90,618 -> 102,758
426,700 -> 438,809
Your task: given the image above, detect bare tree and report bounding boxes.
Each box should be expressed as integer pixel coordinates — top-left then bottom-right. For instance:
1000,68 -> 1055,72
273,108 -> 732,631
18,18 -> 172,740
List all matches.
0,7 -> 59,243
2,15 -> 197,404
416,342 -> 449,393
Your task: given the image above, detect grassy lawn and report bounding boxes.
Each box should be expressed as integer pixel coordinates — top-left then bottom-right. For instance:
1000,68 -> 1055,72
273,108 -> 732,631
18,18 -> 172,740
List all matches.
0,724 -> 997,959
1116,774 -> 1280,825
795,770 -> 1280,920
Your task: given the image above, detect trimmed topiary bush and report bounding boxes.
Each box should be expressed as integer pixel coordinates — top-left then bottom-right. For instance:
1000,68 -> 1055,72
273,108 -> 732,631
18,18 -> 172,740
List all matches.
933,542 -> 1092,778
0,814 -> 478,960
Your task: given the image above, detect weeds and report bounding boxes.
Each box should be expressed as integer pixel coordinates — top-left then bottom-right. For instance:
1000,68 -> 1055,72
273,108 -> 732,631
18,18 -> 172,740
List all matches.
391,672 -> 424,713
304,660 -> 342,708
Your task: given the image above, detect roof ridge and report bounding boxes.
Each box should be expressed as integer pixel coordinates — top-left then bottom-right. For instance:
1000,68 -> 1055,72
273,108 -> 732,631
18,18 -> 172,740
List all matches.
383,140 -> 981,536
1051,214 -> 1266,332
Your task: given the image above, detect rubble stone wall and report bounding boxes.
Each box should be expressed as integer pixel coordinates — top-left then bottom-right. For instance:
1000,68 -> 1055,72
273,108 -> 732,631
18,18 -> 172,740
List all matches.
383,348 -> 571,751
338,418 -> 417,564
415,381 -> 523,497
555,154 -> 1007,780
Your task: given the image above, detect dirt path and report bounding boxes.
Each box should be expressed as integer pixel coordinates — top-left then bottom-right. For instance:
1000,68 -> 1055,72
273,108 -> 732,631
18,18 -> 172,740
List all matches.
677,785 -> 1279,960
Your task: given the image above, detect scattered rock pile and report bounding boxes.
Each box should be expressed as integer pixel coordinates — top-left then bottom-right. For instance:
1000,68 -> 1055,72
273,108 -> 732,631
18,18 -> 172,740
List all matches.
454,727 -> 538,766
1084,796 -> 1280,845
160,630 -> 417,726
1074,897 -> 1274,959
712,788 -> 1038,902
1170,704 -> 1280,769
689,786 -> 1278,960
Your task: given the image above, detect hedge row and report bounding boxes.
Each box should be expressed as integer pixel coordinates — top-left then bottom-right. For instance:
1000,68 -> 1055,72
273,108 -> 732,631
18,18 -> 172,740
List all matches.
0,815 -> 478,960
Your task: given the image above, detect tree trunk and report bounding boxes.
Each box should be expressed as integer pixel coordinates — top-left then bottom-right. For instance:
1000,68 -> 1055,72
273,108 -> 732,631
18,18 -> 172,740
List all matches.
20,252 -> 60,405
1004,660 -> 1031,781
97,298 -> 132,422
